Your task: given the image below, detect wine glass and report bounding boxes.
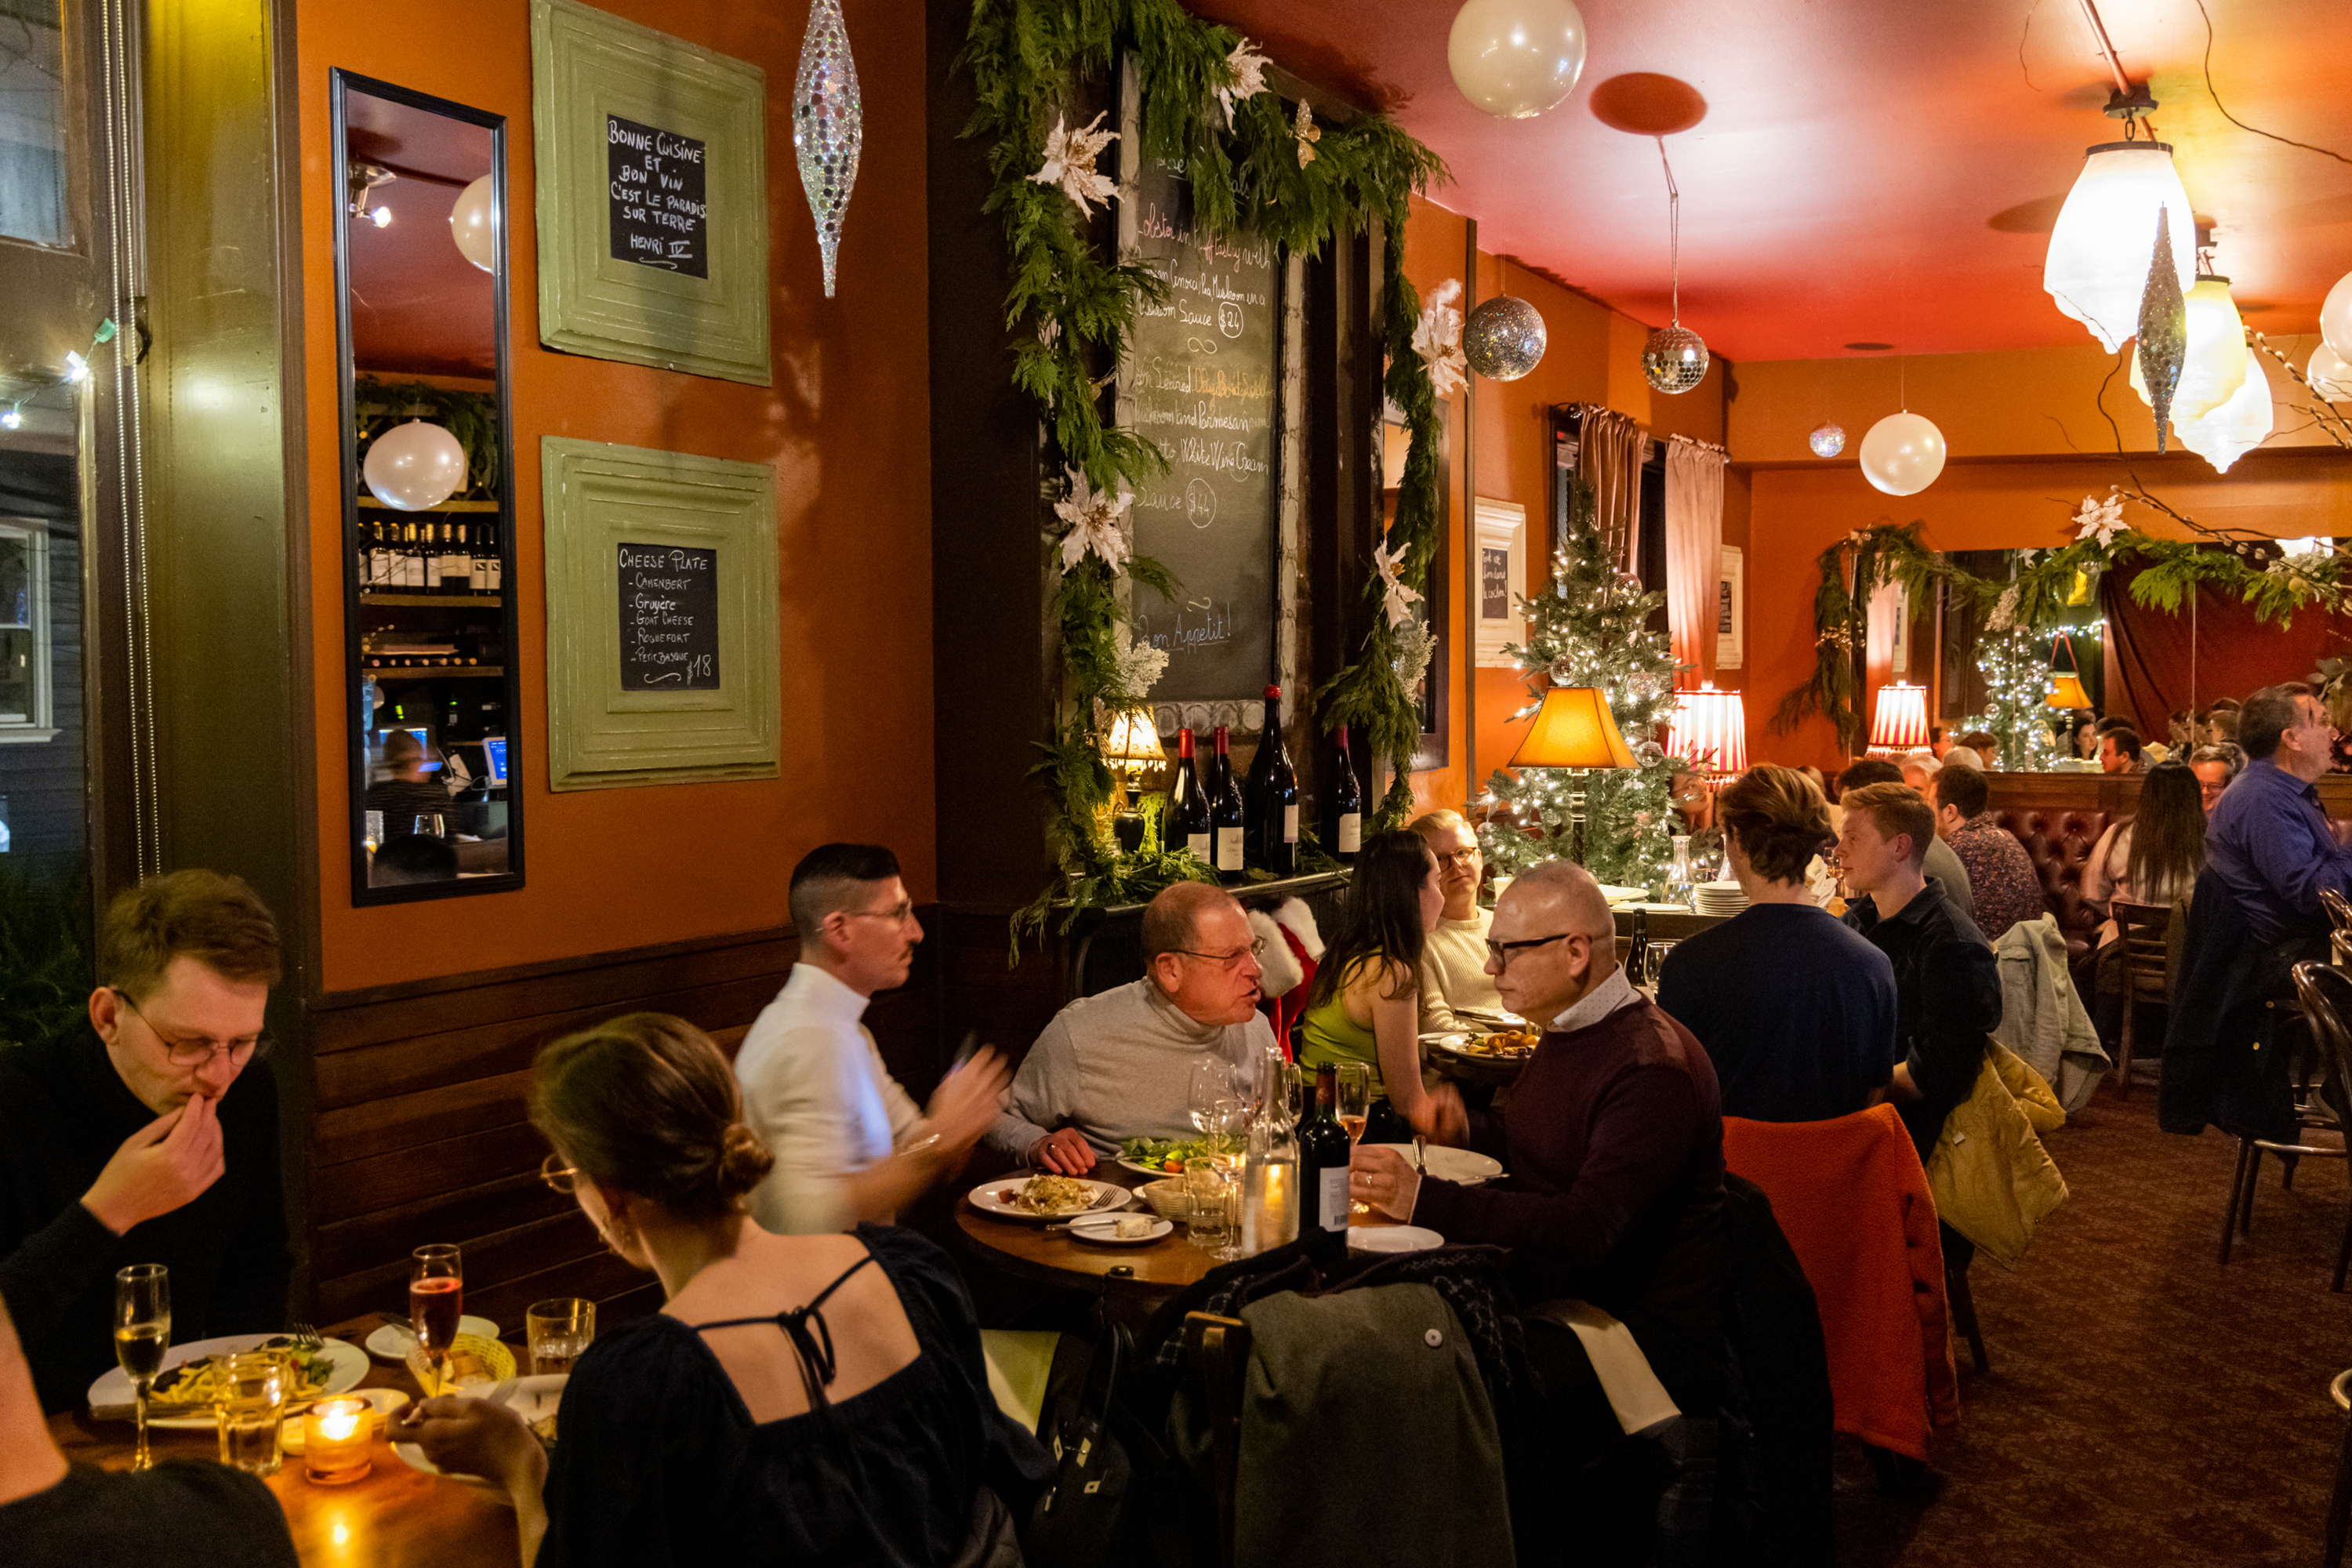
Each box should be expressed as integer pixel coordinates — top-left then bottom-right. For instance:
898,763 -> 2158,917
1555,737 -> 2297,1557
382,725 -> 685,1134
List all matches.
1187,1058 -> 1245,1156
114,1264 -> 169,1472
409,1244 -> 463,1396
1334,1065 -> 1372,1215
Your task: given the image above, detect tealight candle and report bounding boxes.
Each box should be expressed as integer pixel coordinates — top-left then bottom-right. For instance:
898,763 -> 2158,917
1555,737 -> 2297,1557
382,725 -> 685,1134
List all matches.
304,1396 -> 372,1485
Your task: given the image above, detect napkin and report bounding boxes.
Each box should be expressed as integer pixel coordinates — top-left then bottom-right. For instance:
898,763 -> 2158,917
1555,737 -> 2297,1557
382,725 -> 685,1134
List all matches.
1526,1298 -> 1680,1437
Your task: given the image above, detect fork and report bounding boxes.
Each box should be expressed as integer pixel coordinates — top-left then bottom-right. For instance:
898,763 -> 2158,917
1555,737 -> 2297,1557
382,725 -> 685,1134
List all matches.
289,1321 -> 324,1352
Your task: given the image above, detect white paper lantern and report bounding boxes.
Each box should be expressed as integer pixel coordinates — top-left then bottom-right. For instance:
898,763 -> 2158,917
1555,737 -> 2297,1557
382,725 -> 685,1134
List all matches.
2043,142 -> 2196,353
1859,412 -> 1946,496
2175,345 -> 2272,474
363,420 -> 467,512
2323,270 -> 2352,360
2314,340 -> 2352,403
1447,0 -> 1587,120
448,176 -> 495,274
2125,276 -> 2245,423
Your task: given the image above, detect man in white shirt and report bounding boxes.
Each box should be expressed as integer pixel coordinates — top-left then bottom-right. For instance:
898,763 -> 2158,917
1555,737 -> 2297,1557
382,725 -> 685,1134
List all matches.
735,844 -> 1007,1234
1407,809 -> 1506,1034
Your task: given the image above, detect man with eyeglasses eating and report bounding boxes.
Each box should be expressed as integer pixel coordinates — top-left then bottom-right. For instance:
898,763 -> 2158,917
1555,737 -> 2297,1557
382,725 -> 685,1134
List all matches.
989,882 -> 1278,1174
0,870 -> 290,1413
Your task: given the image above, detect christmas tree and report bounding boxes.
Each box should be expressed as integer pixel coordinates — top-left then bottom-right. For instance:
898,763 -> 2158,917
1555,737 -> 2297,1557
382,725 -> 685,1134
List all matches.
1478,476 -> 1685,889
1956,622 -> 2060,771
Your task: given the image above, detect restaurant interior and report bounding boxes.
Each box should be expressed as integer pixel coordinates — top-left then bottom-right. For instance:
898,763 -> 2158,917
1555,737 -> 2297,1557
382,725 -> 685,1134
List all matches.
5,0 -> 2352,1562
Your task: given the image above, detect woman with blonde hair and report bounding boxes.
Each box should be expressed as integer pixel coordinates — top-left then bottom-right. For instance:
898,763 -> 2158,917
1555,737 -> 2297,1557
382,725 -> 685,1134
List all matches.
405,1013 -> 1042,1566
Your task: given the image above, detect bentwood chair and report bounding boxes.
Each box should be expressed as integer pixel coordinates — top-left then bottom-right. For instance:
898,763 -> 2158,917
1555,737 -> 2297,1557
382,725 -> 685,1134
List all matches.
1183,1312 -> 1250,1568
2111,902 -> 2177,1099
2220,964 -> 2352,1289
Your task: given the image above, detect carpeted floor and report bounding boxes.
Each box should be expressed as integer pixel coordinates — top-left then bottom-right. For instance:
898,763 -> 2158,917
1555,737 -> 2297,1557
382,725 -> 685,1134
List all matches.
1835,1085 -> 2352,1567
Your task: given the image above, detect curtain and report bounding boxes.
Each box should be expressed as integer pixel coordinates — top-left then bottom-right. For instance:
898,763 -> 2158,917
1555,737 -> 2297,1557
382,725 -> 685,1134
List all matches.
1663,437 -> 1726,685
2101,555 -> 2343,737
1577,408 -> 1649,576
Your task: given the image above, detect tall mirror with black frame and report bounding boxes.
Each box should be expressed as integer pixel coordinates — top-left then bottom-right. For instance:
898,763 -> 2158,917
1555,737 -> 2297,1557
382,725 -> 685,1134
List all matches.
1384,404 -> 1450,770
333,73 -> 521,902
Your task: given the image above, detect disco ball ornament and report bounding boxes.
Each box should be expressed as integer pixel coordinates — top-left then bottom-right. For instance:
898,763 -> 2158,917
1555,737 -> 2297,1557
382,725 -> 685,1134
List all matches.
1808,421 -> 1846,457
1642,324 -> 1709,395
1465,296 -> 1547,380
1628,670 -> 1665,701
1548,656 -> 1578,684
1634,739 -> 1667,768
1858,411 -> 1947,496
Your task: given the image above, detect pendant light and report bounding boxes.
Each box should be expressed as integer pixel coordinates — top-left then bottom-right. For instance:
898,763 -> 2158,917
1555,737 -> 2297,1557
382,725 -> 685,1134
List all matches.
2126,271 -> 2246,426
2173,343 -> 2273,474
1642,136 -> 1708,394
2310,340 -> 2352,403
2044,136 -> 2195,353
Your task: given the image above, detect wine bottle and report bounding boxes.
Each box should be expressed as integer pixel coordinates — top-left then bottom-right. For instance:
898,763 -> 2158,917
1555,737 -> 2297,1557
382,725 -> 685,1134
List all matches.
441,523 -> 470,593
482,521 -> 503,593
1244,684 -> 1299,876
1328,724 -> 1364,862
401,522 -> 425,590
366,521 -> 391,591
1208,725 -> 1247,880
468,521 -> 488,592
1169,728 -> 1212,862
1297,1063 -> 1353,1249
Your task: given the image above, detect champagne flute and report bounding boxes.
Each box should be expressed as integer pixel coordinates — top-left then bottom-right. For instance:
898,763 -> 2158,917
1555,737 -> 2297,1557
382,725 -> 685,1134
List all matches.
1334,1064 -> 1372,1215
114,1264 -> 170,1472
409,1244 -> 463,1396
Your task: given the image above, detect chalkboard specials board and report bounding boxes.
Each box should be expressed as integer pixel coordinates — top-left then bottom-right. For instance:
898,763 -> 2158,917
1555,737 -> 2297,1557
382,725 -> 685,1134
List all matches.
607,114 -> 709,278
618,543 -> 720,689
1119,152 -> 1279,706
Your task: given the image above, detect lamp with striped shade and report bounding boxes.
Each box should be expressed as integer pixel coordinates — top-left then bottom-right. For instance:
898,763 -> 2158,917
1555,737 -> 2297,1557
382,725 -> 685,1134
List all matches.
1869,682 -> 1930,752
1669,685 -> 1748,777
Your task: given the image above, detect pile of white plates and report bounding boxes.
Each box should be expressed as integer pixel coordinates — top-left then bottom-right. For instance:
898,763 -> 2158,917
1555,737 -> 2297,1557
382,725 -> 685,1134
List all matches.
1693,880 -> 1749,916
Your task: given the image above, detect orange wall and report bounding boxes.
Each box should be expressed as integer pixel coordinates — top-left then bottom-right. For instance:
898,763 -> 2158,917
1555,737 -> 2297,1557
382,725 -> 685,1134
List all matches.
299,0 -> 934,990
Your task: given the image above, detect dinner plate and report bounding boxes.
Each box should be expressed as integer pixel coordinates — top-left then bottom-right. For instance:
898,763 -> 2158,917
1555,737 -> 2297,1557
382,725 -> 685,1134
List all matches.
967,1177 -> 1132,1223
407,1332 -> 516,1395
1065,1214 -> 1175,1246
1368,1143 -> 1502,1184
1348,1225 -> 1445,1254
87,1334 -> 368,1428
364,1315 -> 501,1362
1449,1007 -> 1530,1030
391,1374 -> 564,1497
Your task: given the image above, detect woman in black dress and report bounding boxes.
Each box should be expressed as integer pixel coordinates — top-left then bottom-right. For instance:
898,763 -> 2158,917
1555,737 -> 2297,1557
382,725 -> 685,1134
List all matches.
405,1012 -> 1044,1566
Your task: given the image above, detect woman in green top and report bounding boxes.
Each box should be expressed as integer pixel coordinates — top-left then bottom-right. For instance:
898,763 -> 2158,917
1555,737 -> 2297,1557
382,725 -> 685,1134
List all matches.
1299,830 -> 1447,1142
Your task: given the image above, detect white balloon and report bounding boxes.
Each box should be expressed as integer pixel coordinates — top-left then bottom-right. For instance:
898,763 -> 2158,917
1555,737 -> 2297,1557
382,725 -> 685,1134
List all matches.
363,420 -> 467,512
449,176 -> 496,274
1448,0 -> 1587,120
2316,339 -> 2352,403
1859,412 -> 1947,497
2324,270 -> 2352,360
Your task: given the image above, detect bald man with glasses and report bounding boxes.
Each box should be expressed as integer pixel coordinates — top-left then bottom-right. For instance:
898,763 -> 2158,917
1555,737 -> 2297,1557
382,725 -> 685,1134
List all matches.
989,882 -> 1278,1173
0,870 -> 291,1413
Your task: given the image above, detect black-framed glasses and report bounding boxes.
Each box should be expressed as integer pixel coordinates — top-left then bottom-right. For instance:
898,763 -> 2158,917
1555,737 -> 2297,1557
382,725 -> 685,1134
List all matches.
111,988 -> 268,1066
1169,936 -> 1268,969
541,1153 -> 580,1194
1483,931 -> 1581,969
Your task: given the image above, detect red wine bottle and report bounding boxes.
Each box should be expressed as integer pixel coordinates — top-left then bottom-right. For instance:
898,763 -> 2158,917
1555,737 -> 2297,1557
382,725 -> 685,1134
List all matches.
1169,728 -> 1212,862
1208,726 -> 1247,881
1297,1063 -> 1353,1248
1244,684 -> 1299,876
1327,724 -> 1364,862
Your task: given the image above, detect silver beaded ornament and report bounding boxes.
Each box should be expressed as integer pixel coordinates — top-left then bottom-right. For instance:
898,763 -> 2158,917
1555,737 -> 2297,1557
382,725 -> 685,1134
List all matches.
792,0 -> 862,299
2134,205 -> 2186,454
1465,296 -> 1547,381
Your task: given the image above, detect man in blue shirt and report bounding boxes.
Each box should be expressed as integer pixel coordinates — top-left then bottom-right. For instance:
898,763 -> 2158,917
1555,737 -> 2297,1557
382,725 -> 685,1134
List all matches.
2205,684 -> 2352,946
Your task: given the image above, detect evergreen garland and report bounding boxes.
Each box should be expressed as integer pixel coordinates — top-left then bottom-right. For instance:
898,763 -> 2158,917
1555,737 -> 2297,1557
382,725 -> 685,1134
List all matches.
956,0 -> 1446,948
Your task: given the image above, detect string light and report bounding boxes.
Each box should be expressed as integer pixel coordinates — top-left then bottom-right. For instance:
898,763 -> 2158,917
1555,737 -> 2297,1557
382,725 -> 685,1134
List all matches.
0,408 -> 19,430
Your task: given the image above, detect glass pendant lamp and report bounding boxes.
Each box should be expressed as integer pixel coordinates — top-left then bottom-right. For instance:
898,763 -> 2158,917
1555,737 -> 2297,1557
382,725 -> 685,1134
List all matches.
2044,141 -> 2195,353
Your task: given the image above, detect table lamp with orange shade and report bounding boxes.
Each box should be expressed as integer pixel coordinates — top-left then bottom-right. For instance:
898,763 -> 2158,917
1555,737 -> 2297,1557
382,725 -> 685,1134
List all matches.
1508,686 -> 1636,865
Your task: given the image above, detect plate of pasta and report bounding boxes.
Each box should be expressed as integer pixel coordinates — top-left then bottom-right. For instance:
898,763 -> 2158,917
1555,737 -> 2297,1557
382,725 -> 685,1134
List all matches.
87,1333 -> 368,1428
966,1174 -> 1131,1222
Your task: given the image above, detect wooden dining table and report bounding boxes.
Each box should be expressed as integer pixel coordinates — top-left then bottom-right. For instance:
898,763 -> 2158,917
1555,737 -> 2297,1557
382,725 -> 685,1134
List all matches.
45,1312 -> 522,1568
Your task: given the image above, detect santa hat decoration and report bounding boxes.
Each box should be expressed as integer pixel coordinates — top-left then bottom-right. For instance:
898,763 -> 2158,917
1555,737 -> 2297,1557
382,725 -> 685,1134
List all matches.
1247,907 -> 1307,1001
1268,898 -> 1326,961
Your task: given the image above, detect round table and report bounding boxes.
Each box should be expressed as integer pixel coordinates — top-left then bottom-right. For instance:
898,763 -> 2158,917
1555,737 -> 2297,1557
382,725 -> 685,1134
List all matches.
953,1165 -> 1218,1304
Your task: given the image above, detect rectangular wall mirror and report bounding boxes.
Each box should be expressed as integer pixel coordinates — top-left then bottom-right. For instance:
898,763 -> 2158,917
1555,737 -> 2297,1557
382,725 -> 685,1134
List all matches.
332,72 -> 523,902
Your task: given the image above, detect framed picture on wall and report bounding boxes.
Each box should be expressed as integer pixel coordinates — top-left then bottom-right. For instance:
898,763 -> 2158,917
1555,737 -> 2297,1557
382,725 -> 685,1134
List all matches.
1475,497 -> 1526,668
530,0 -> 772,385
1716,544 -> 1744,670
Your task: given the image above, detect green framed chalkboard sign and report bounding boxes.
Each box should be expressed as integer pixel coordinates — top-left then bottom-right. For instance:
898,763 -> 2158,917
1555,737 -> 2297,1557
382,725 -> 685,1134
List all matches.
530,0 -> 771,384
541,437 -> 779,789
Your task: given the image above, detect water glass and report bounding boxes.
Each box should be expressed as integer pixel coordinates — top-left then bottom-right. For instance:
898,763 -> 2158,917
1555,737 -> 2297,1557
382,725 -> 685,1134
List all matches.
215,1352 -> 287,1475
1183,1159 -> 1237,1253
527,1298 -> 596,1376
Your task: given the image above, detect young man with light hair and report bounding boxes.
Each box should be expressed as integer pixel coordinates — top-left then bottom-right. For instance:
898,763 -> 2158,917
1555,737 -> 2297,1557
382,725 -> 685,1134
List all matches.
1406,808 -> 1508,1033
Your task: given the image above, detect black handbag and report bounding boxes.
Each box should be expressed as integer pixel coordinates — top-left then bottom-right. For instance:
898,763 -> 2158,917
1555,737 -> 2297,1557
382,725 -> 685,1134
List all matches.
1025,1315 -> 1138,1566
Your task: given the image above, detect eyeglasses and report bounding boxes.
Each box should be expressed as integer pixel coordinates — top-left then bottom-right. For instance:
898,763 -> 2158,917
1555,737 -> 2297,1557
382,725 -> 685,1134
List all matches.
540,1153 -> 581,1194
1483,931 -> 1581,969
841,901 -> 916,926
112,989 -> 267,1066
1168,936 -> 1268,969
1433,846 -> 1481,869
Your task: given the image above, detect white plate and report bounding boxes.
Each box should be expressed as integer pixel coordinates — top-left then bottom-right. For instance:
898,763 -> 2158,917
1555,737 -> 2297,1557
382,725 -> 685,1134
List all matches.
364,1315 -> 501,1362
1369,1143 -> 1502,1184
1065,1214 -> 1174,1246
88,1334 -> 368,1428
967,1177 -> 1132,1223
1348,1225 -> 1446,1254
392,1375 -> 564,1499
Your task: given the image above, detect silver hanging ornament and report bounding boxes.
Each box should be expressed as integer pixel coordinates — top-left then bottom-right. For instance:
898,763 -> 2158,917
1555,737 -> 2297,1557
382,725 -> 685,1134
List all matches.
1808,420 -> 1846,457
1465,296 -> 1547,380
1628,670 -> 1665,701
2136,205 -> 2186,453
1642,135 -> 1708,395
792,0 -> 862,298
1548,655 -> 1579,684
1634,739 -> 1667,768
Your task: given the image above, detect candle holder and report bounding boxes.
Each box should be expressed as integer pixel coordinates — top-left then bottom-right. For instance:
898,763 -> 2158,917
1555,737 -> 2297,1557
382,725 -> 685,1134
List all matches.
304,1395 -> 373,1485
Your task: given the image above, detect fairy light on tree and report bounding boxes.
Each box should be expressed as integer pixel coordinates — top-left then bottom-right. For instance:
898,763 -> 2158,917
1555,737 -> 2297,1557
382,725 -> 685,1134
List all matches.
1479,475 -> 1683,887
1956,622 -> 2060,771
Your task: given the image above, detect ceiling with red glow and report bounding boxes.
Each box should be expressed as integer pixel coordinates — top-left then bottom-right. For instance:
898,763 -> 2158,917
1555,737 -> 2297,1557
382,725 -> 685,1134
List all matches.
343,92 -> 498,382
1183,0 -> 2352,361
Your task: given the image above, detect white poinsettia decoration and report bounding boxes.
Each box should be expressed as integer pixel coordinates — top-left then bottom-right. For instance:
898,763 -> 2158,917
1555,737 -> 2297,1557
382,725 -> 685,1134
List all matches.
1029,111 -> 1118,217
1055,466 -> 1134,573
1294,100 -> 1320,168
1216,39 -> 1271,127
2073,489 -> 2127,547
1414,279 -> 1468,398
1392,615 -> 1435,690
1986,582 -> 2021,633
1109,634 -> 1169,704
1373,535 -> 1422,627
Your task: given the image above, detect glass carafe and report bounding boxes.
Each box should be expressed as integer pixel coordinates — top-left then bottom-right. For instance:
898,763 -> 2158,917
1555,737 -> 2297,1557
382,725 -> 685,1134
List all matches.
1240,1115 -> 1299,1256
1668,833 -> 1696,907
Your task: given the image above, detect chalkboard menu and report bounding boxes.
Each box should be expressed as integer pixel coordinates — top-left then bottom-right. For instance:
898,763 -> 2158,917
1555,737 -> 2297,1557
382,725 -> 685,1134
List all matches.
618,543 -> 720,688
607,114 -> 709,278
1120,153 -> 1279,706
1481,544 -> 1512,621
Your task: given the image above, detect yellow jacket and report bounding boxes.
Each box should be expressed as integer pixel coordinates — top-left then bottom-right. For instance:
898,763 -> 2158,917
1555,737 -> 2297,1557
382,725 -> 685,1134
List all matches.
1925,1043 -> 2068,1267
